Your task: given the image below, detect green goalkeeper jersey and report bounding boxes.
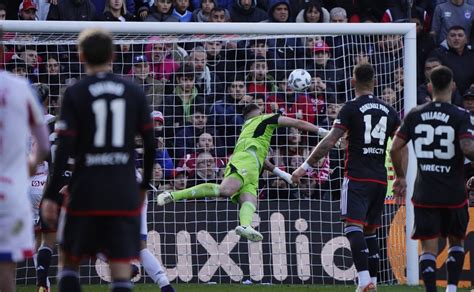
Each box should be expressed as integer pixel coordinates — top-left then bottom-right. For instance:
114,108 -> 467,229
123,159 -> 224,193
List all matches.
233,113 -> 280,171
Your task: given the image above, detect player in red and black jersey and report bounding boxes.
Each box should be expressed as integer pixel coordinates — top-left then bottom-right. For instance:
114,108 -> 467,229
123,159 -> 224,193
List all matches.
391,66 -> 474,292
292,63 -> 400,292
42,28 -> 155,292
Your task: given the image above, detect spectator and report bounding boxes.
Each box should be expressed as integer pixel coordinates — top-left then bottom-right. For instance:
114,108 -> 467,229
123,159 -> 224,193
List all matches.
431,0 -> 474,44
381,1 -> 430,30
203,40 -> 230,85
380,86 -> 397,108
265,0 -> 292,23
191,0 -> 232,10
265,71 -> 316,124
17,45 -> 40,80
0,3 -> 6,20
413,11 -> 436,84
151,110 -> 165,138
430,25 -> 474,94
91,0 -> 134,17
141,0 -> 178,21
39,55 -> 65,108
187,151 -> 221,187
172,0 -> 192,21
192,0 -> 215,22
155,136 -> 174,178
208,6 -> 231,22
130,54 -> 165,108
229,0 -> 267,22
245,56 -> 277,96
307,75 -> 328,125
174,105 -> 221,160
295,0 -> 329,23
18,0 -> 37,20
178,132 -> 227,170
273,127 -> 311,167
186,46 -> 220,98
372,34 -> 404,86
144,37 -> 180,81
161,63 -> 205,137
47,0 -> 97,20
208,74 -> 251,150
152,162 -> 165,190
329,7 -> 347,23
6,58 -> 28,78
306,41 -> 345,101
101,0 -> 137,21
170,167 -> 188,191
417,56 -> 463,105
462,87 -> 474,112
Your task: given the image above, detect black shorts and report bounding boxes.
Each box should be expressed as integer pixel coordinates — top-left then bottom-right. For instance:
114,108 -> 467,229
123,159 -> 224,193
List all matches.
340,178 -> 387,227
59,213 -> 140,262
412,205 -> 469,240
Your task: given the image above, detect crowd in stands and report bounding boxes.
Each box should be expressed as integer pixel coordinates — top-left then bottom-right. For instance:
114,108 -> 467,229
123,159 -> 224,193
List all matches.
2,0 -> 474,200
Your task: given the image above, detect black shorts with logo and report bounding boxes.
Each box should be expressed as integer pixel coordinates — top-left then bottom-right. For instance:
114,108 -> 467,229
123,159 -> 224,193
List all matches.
59,213 -> 141,262
340,178 -> 387,227
412,205 -> 469,240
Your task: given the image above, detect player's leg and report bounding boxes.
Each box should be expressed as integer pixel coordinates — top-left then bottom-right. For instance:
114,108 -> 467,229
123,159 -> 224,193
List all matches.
340,178 -> 374,290
420,239 -> 438,292
235,192 -> 263,242
413,207 -> 441,292
444,206 -> 469,292
36,232 -> 56,290
0,262 -> 16,292
363,183 -> 386,287
57,249 -> 81,292
138,201 -> 174,291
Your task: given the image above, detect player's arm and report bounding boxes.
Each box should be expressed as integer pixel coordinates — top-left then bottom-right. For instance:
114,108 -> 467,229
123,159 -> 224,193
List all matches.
291,127 -> 345,184
42,90 -> 76,225
390,135 -> 409,203
263,159 -> 293,185
277,116 -> 329,137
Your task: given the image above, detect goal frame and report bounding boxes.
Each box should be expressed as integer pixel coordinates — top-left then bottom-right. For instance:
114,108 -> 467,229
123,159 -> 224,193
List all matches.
0,20 -> 418,285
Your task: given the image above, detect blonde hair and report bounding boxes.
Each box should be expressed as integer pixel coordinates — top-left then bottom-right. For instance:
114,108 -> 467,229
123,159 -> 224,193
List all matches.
104,0 -> 127,16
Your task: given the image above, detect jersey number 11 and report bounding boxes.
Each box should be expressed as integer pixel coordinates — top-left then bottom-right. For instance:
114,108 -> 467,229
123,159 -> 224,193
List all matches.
92,98 -> 126,148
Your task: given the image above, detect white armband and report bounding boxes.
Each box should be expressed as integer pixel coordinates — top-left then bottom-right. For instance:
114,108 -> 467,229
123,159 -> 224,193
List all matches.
301,161 -> 312,171
317,127 -> 329,137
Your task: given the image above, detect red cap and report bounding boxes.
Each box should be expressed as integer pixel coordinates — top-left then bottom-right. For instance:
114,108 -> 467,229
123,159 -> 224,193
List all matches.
313,41 -> 330,53
19,0 -> 37,11
151,110 -> 164,124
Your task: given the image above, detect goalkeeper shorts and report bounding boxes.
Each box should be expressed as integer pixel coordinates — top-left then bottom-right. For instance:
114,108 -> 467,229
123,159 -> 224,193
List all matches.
224,151 -> 260,204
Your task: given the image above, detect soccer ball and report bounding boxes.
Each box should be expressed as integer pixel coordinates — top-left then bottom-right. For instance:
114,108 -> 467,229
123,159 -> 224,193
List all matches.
288,69 -> 311,91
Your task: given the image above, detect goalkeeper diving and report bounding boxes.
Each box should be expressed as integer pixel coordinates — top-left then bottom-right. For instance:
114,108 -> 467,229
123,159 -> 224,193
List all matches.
157,103 -> 329,242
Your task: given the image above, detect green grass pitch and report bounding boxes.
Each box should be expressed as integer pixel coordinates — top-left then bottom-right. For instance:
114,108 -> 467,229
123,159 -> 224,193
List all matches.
16,284 -> 473,291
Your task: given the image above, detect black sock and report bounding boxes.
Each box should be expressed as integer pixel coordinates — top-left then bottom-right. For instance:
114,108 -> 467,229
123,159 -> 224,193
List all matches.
365,233 -> 380,279
111,280 -> 132,292
419,252 -> 437,292
58,269 -> 81,292
36,246 -> 53,287
344,225 -> 369,272
447,245 -> 465,286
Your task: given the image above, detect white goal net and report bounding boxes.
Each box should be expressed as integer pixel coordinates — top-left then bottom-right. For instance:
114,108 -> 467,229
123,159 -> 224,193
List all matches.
1,21 -> 416,286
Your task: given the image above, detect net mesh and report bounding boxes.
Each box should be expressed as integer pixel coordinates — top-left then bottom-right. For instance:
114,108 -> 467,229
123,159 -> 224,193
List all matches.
3,30 -> 406,285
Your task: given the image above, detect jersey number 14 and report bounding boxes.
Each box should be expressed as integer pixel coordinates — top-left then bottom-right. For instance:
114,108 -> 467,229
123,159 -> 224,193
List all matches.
364,115 -> 387,145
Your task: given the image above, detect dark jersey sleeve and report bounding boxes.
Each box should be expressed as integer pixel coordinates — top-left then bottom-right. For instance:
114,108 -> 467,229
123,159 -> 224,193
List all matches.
265,113 -> 281,125
389,108 -> 401,138
396,109 -> 414,141
43,88 -> 77,203
333,102 -> 352,131
458,111 -> 474,140
136,87 -> 155,190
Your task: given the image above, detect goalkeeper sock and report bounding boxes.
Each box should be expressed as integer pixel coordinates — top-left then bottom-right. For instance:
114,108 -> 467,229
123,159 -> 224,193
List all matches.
446,246 -> 464,288
171,183 -> 220,201
344,225 -> 370,287
36,246 -> 53,287
365,233 -> 379,284
140,248 -> 170,288
420,252 -> 437,292
58,269 -> 81,292
239,201 -> 256,227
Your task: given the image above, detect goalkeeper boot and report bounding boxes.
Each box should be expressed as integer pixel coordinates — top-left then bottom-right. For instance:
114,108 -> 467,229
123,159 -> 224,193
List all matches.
235,225 -> 263,242
157,192 -> 174,206
356,283 -> 376,292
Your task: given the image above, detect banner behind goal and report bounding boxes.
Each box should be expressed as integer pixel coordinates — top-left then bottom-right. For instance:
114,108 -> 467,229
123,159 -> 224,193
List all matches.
0,21 -> 417,286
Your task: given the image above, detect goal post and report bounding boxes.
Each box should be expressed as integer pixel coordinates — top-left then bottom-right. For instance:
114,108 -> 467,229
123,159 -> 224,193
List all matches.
0,21 -> 418,286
